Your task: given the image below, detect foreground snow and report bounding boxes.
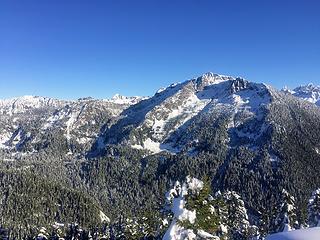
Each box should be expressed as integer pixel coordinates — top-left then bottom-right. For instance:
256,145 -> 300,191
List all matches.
266,227 -> 320,240
163,176 -> 209,240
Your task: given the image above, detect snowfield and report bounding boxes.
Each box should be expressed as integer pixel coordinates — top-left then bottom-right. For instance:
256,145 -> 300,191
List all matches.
266,227 -> 320,240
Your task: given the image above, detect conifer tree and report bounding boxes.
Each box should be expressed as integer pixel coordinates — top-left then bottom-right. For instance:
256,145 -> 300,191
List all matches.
163,176 -> 228,239
308,188 -> 320,227
272,189 -> 298,232
222,191 -> 251,239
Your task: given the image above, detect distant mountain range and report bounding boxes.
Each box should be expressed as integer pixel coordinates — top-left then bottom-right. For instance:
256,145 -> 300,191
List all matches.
282,83 -> 320,106
1,72 -> 320,238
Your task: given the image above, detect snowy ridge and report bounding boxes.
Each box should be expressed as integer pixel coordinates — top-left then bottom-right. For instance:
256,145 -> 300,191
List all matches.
0,95 -> 65,115
0,93 -> 146,116
0,72 -> 315,157
0,94 -> 138,154
128,73 -> 272,154
105,94 -> 147,105
283,84 -> 320,106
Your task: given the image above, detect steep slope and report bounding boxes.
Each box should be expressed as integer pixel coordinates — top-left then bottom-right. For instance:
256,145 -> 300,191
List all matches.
0,95 -> 144,157
102,73 -> 271,154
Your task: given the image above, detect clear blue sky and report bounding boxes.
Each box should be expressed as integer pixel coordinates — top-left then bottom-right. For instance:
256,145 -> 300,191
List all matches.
0,0 -> 319,100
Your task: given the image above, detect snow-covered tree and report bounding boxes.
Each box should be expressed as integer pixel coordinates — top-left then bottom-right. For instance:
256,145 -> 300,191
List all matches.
35,227 -> 49,240
272,189 -> 298,233
222,190 -> 254,239
308,188 -> 320,227
163,176 -> 226,239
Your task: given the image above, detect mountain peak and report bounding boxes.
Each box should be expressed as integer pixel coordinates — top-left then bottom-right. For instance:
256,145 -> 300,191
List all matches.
193,72 -> 235,90
106,94 -> 147,105
285,83 -> 320,105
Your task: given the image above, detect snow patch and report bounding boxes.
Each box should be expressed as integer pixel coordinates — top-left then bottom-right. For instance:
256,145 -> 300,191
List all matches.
266,227 -> 320,240
0,131 -> 11,149
99,210 -> 110,223
65,111 -> 78,141
197,230 -> 216,239
164,177 -> 204,240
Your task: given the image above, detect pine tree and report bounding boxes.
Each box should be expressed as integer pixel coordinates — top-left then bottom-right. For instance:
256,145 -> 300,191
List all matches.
213,191 -> 229,239
163,176 -> 227,239
273,189 -> 298,233
222,191 -> 251,240
185,177 -> 222,235
308,188 -> 320,227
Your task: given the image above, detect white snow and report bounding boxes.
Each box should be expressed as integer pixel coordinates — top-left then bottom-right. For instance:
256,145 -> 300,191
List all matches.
53,222 -> 64,228
197,230 -> 216,239
156,87 -> 167,94
142,138 -> 161,153
266,227 -> 320,240
132,91 -> 210,153
186,176 -> 204,194
42,107 -> 69,130
105,94 -> 147,105
65,110 -> 78,141
99,210 -> 110,223
163,177 -> 206,240
130,74 -> 271,154
163,220 -> 197,240
270,154 -> 280,163
76,137 -> 91,144
0,95 -> 64,115
0,131 -> 11,149
286,84 -> 320,106
171,197 -> 196,224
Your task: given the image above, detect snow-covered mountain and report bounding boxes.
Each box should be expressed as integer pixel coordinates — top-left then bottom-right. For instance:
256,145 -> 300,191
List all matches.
105,93 -> 148,105
0,95 -> 66,115
1,73 -> 320,158
0,94 -> 145,154
103,72 -> 272,154
2,72 -> 320,239
282,84 -> 320,106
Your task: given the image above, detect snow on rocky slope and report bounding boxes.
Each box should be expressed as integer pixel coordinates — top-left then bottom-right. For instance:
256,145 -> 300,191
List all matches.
1,73 -> 318,158
103,72 -> 272,154
0,95 -> 66,115
283,84 -> 320,106
105,93 -> 148,105
0,95 -> 144,154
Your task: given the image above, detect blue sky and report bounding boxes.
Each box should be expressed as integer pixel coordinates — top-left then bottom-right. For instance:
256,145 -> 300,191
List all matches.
0,0 -> 319,100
